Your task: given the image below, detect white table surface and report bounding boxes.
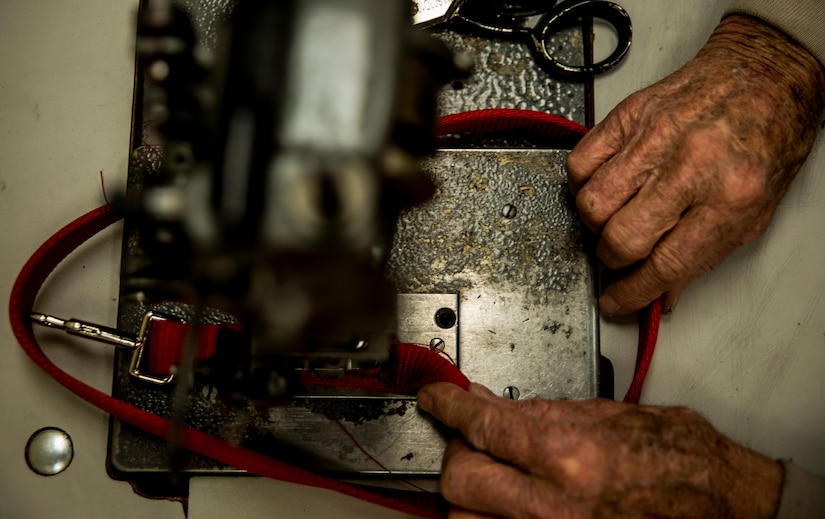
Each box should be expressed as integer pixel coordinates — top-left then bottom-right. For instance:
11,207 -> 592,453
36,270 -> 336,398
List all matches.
1,1 -> 822,517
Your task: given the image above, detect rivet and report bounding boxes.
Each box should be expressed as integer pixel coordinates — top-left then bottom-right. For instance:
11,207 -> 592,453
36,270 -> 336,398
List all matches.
25,427 -> 74,476
502,386 -> 520,400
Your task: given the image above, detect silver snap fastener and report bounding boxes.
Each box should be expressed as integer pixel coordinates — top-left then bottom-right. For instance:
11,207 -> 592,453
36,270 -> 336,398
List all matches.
25,427 -> 74,476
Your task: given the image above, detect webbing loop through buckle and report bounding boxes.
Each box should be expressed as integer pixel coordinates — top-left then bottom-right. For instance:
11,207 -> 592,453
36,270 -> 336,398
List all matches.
28,310 -> 182,385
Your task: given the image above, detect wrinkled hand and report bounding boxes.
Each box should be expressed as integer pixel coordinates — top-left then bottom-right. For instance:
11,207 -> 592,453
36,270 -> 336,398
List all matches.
417,382 -> 782,519
567,15 -> 825,316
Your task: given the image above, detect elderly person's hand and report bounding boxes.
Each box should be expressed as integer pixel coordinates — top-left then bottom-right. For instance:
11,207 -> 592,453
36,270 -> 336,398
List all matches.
418,382 -> 783,519
566,15 -> 825,316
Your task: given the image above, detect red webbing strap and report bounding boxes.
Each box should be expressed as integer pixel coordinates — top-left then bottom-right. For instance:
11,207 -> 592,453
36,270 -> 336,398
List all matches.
297,341 -> 470,393
8,204 -> 464,518
438,108 -> 588,147
623,297 -> 663,404
146,320 -> 240,375
146,320 -> 468,392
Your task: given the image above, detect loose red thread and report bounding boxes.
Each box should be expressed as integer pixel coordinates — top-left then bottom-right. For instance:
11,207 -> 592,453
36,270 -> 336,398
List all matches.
99,170 -> 109,204
140,121 -> 163,158
329,417 -> 431,494
430,346 -> 456,367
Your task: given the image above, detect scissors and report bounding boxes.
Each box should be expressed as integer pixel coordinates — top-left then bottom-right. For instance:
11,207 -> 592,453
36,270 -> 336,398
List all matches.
413,0 -> 632,80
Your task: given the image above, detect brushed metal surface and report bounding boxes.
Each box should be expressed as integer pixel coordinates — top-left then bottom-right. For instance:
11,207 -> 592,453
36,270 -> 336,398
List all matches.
388,149 -> 598,401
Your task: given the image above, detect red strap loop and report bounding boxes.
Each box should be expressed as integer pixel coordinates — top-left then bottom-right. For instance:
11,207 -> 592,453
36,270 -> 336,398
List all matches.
438,108 -> 588,147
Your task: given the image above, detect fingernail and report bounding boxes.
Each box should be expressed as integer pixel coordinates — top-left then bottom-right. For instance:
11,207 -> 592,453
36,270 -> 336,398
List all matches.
599,294 -> 621,317
663,295 -> 680,316
468,382 -> 496,399
416,388 -> 433,412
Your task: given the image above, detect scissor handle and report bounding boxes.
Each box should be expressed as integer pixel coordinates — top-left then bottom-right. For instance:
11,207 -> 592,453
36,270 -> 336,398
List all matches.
530,0 -> 632,80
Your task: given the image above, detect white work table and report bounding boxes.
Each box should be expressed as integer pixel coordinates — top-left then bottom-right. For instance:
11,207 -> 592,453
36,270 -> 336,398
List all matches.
1,1 -> 822,517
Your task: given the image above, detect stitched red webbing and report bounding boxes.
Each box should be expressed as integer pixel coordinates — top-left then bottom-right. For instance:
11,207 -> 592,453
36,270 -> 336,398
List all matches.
143,320 -> 469,394
8,204 -> 463,518
296,342 -> 469,393
146,320 -> 240,375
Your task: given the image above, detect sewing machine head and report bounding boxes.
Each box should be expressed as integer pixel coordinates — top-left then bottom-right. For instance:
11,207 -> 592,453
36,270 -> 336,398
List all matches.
126,0 -> 463,398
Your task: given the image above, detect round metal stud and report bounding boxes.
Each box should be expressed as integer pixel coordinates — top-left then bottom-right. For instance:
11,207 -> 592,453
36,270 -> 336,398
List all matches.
25,427 -> 74,476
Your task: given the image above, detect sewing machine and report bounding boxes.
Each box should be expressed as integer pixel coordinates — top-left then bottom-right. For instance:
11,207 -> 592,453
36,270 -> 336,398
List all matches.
102,0 -> 611,496
7,1 -> 825,517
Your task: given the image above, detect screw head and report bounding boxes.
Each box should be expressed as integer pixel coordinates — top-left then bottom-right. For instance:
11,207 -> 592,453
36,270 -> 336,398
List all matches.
501,204 -> 517,219
266,372 -> 288,398
429,338 -> 445,351
502,386 -> 520,400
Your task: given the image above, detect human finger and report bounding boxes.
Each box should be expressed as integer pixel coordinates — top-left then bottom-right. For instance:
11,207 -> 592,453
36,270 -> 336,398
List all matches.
593,126 -> 735,271
663,288 -> 682,315
513,398 -> 628,423
419,384 -> 618,485
467,382 -> 498,400
565,110 -> 627,195
467,383 -> 629,423
598,207 -> 738,316
440,439 -> 577,519
447,506 -> 500,519
476,393 -> 629,423
417,383 -> 556,470
593,168 -> 690,270
574,151 -> 663,235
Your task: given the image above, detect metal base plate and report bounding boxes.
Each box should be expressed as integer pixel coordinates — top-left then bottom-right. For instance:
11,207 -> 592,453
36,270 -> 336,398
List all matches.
109,0 -> 596,483
109,149 -> 597,477
388,150 -> 598,401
